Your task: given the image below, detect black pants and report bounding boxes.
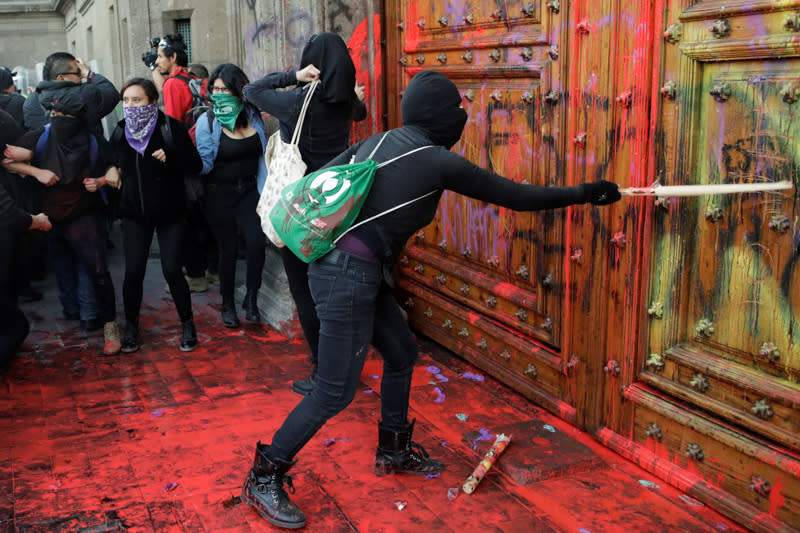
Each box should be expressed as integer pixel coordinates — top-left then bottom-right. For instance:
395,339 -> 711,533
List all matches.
0,232 -> 29,370
269,251 -> 417,460
122,218 -> 192,324
203,181 -> 265,304
281,247 -> 319,362
182,203 -> 218,278
48,213 -> 116,323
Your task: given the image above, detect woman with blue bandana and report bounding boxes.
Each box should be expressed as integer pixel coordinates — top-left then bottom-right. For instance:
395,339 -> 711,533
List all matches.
194,63 -> 269,328
108,78 -> 203,353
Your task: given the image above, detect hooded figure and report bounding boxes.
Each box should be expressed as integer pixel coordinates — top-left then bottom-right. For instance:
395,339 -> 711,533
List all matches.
401,70 -> 468,149
37,88 -> 92,186
298,33 -> 356,104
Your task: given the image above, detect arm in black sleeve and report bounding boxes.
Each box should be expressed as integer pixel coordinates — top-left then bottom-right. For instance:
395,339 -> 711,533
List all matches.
87,72 -> 119,120
353,98 -> 367,122
164,117 -> 202,175
242,70 -> 300,123
0,184 -> 32,234
93,134 -> 117,176
22,94 -> 48,131
438,150 -> 589,211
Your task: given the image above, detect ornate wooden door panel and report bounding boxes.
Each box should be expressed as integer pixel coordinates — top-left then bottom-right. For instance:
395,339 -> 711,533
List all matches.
621,0 -> 800,528
386,0 -> 574,419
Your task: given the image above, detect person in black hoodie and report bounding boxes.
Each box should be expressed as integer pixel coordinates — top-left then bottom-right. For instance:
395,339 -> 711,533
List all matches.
0,109 -> 52,370
243,32 -> 368,396
108,78 -> 203,353
239,70 -> 622,529
0,67 -> 24,129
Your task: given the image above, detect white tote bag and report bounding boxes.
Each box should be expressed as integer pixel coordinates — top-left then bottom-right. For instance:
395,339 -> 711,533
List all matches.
257,80 -> 319,247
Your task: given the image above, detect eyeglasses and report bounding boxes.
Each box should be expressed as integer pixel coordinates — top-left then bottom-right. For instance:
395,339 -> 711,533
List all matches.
211,85 -> 231,93
56,71 -> 82,78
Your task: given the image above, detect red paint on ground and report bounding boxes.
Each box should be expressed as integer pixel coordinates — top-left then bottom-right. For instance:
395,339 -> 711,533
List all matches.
1,239 -> 745,531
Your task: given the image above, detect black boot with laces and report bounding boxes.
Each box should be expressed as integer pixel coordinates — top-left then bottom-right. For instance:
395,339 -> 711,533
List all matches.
241,442 -> 306,529
374,419 -> 444,476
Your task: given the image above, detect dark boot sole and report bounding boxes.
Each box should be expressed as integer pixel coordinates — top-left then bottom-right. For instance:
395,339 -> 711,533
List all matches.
179,343 -> 197,352
374,459 -> 444,477
120,344 -> 140,353
241,483 -> 306,529
290,382 -> 313,396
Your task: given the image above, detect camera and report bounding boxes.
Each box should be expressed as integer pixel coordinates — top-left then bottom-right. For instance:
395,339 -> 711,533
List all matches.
141,37 -> 161,70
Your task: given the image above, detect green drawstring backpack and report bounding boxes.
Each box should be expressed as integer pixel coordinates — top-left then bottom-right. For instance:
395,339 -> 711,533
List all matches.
269,132 -> 434,263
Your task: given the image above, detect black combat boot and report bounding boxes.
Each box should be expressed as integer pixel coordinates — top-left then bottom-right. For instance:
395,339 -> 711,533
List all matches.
120,319 -> 139,353
290,358 -> 317,396
241,442 -> 306,529
243,290 -> 261,322
221,299 -> 240,328
180,319 -> 198,352
374,419 -> 444,476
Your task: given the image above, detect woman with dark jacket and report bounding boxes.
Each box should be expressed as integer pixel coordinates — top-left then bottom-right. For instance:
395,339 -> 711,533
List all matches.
109,78 -> 203,353
238,71 -> 622,530
243,32 -> 367,395
195,63 -> 269,328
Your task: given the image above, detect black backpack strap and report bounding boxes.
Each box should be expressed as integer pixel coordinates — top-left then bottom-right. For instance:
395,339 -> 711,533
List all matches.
172,73 -> 191,85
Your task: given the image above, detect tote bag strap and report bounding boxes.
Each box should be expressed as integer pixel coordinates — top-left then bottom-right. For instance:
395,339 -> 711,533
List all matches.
290,80 -> 320,146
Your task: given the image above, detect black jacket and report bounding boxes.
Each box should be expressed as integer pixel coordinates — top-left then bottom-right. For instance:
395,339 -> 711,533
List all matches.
243,70 -> 367,173
0,176 -> 30,235
110,112 -> 202,225
33,72 -> 118,137
0,93 -> 24,130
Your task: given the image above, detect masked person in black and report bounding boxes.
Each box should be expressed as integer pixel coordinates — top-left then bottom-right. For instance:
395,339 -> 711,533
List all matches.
239,70 -> 621,529
4,89 -> 122,355
196,64 -> 269,328
109,78 -> 203,352
0,109 -> 52,370
243,32 -> 367,395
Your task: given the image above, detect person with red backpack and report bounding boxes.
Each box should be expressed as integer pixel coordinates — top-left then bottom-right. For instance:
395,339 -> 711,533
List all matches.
152,36 -> 216,293
151,34 -> 193,125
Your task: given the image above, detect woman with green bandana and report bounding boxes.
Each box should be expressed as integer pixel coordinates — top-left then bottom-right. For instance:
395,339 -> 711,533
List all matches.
195,63 -> 268,328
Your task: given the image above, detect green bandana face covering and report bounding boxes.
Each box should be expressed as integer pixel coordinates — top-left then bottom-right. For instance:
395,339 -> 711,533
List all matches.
211,93 -> 244,131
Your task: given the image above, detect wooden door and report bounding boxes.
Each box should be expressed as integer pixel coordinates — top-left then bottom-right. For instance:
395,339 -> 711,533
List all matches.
614,1 -> 800,529
386,0 -> 580,422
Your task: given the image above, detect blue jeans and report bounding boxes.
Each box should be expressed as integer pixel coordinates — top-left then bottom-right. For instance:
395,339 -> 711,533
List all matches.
48,213 -> 115,323
49,232 -> 99,321
268,250 -> 418,461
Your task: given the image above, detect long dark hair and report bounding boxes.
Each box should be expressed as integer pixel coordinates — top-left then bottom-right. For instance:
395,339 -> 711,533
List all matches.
209,63 -> 251,129
120,77 -> 159,104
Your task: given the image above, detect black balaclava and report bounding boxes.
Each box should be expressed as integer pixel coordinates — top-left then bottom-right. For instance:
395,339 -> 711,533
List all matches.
299,32 -> 356,104
37,88 -> 91,185
401,70 -> 467,149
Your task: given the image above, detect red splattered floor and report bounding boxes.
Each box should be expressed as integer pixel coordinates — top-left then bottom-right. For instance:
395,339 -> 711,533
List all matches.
2,240 -> 745,532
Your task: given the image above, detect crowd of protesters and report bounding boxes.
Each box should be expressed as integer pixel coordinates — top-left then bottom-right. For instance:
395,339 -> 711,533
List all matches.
1,32 -> 621,530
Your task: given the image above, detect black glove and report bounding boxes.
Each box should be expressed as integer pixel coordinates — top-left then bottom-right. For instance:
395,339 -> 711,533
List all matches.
581,180 -> 621,205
